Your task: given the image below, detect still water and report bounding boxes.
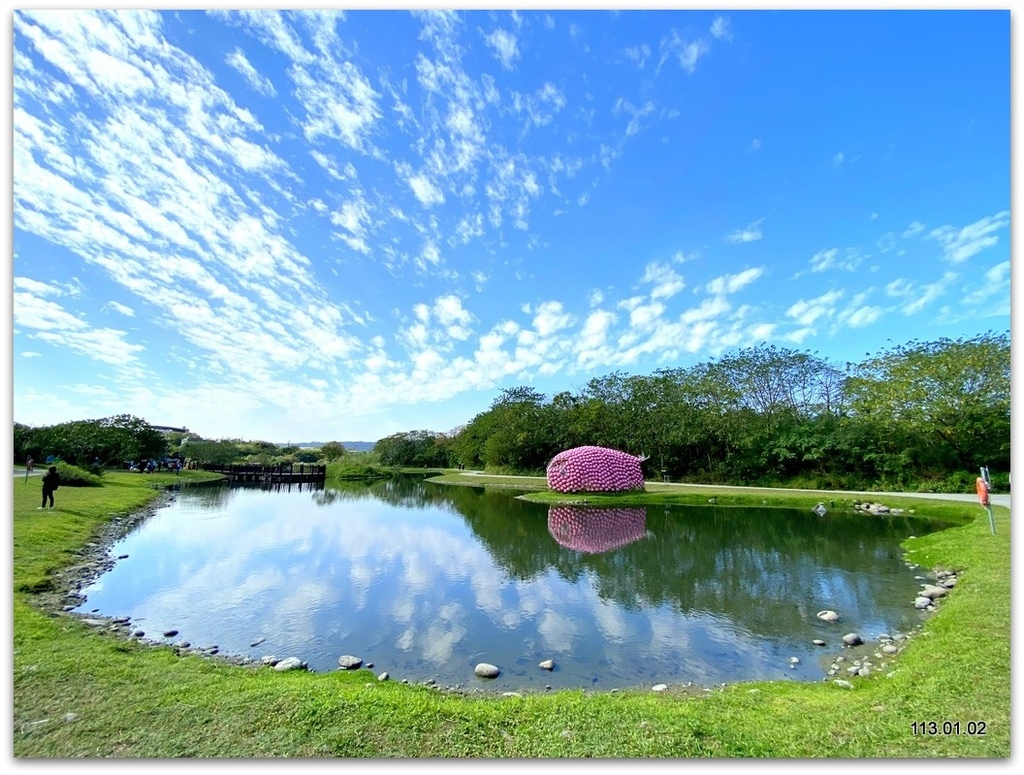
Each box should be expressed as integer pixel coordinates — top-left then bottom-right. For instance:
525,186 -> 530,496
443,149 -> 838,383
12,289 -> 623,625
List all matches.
73,476 -> 948,692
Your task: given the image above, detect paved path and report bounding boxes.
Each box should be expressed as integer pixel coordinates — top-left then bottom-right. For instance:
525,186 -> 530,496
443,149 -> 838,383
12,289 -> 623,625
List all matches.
458,470 -> 1010,510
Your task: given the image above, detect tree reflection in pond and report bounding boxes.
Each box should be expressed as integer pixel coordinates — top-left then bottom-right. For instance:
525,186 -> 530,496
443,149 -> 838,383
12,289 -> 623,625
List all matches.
72,475 -> 952,692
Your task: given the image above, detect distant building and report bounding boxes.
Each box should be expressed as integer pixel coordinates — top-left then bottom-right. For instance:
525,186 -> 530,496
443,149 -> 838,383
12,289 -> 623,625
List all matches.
151,425 -> 189,434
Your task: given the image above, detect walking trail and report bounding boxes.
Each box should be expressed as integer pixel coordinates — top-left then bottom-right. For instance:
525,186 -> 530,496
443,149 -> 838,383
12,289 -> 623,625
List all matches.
459,470 -> 1011,510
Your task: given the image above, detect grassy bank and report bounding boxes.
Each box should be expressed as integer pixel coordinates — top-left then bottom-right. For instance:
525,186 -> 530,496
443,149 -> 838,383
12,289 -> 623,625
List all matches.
428,471 -> 981,517
11,469 -> 1010,757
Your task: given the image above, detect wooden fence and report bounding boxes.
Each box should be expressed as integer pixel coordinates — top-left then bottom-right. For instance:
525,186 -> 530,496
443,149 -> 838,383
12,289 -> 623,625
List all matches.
199,462 -> 327,484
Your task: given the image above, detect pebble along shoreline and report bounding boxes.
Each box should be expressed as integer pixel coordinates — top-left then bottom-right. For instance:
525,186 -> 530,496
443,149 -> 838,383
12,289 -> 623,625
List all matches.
37,491 -> 956,697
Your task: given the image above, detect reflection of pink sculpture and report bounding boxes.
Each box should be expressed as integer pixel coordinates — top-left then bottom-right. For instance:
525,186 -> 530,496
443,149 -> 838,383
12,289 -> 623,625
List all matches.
546,445 -> 645,493
548,506 -> 648,554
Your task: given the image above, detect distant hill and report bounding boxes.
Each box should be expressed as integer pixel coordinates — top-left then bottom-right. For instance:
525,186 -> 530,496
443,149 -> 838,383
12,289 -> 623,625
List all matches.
283,441 -> 376,452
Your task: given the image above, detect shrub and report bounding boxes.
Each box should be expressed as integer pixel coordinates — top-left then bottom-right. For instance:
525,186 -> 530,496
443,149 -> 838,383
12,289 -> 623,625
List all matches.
326,460 -> 390,480
54,461 -> 104,487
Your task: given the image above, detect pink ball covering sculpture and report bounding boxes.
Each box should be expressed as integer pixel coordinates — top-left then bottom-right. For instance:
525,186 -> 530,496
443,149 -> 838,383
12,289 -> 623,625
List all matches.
545,445 -> 645,493
547,506 -> 648,554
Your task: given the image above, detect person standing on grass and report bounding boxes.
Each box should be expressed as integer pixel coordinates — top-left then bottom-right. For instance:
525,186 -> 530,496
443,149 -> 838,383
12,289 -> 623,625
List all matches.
40,465 -> 60,509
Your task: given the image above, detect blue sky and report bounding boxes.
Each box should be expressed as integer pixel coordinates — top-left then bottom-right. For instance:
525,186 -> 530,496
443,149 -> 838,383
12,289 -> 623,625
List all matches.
9,7 -> 1012,444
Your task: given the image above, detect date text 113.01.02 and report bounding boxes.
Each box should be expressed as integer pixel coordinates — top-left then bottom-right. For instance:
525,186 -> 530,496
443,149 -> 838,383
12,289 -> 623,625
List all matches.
910,721 -> 986,736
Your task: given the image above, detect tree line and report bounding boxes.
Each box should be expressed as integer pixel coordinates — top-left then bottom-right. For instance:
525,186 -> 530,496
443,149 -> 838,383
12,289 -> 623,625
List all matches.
14,331 -> 1008,492
373,332 -> 1010,492
13,415 -> 352,471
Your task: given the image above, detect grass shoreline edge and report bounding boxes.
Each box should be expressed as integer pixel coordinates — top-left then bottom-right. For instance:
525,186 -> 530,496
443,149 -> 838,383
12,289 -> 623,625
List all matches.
12,469 -> 1010,757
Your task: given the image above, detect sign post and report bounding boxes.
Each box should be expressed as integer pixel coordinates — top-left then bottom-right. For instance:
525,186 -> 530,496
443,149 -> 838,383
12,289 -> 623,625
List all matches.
976,466 -> 995,535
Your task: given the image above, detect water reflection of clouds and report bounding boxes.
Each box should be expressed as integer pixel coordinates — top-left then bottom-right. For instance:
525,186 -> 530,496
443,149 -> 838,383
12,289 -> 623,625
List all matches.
470,571 -> 509,622
419,603 -> 469,664
223,512 -> 480,642
93,489 -> 790,680
535,610 -> 580,653
592,600 -> 629,644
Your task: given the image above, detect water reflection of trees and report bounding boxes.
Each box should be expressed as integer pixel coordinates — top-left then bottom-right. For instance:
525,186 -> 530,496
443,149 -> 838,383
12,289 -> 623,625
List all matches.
429,482 -> 949,638
313,475 -> 485,508
296,477 -> 948,640
169,481 -> 235,508
175,480 -> 325,509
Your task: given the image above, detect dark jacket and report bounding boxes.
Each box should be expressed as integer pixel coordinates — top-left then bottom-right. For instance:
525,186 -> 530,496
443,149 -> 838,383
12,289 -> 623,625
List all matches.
42,470 -> 61,491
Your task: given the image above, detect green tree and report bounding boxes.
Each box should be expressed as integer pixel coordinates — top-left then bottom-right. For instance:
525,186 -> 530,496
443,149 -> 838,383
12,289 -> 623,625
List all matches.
845,331 -> 1010,474
320,441 -> 347,462
481,387 -> 556,472
20,415 -> 167,467
183,439 -> 242,466
374,431 -> 451,467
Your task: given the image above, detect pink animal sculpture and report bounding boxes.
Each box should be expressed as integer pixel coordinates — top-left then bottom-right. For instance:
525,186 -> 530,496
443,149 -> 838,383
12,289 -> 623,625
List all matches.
545,445 -> 645,493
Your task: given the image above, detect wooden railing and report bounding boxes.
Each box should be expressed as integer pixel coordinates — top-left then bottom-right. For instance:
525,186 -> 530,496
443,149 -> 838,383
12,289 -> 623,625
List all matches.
199,462 -> 327,483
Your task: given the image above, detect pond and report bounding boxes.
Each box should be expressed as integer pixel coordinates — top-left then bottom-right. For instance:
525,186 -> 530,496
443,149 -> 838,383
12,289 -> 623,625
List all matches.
72,475 -> 949,693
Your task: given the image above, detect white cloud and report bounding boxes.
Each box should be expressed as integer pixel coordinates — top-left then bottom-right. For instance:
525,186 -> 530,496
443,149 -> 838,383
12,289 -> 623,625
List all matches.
532,300 -> 572,336
105,300 -> 136,317
783,327 -> 815,345
809,247 -> 863,273
576,309 -> 616,360
331,192 -> 373,254
418,240 -> 442,268
11,9 -> 1010,444
810,248 -> 839,272
928,210 -> 1009,263
838,297 -> 884,328
681,296 -> 730,324
876,232 -> 898,253
726,219 -> 763,244
289,28 -> 382,152
885,272 -> 958,316
785,289 -> 844,326
433,294 -> 473,340
710,17 -> 732,42
640,261 -> 686,299
13,289 -> 146,366
961,261 -> 1011,309
705,267 -> 764,295
224,9 -> 314,65
225,47 -> 276,96
405,171 -> 446,208
658,29 -> 710,75
452,214 -> 484,245
14,276 -> 62,296
485,28 -> 519,70
623,43 -> 650,69
613,97 -> 655,137
625,301 -> 664,330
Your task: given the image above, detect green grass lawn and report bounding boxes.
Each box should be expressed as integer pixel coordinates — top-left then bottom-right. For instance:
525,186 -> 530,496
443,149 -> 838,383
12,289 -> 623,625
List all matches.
11,469 -> 1010,758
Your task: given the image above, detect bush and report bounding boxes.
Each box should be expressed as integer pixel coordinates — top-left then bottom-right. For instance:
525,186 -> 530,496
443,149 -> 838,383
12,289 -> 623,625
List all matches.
326,460 -> 391,480
54,461 -> 104,487
989,470 -> 1011,493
